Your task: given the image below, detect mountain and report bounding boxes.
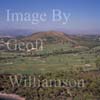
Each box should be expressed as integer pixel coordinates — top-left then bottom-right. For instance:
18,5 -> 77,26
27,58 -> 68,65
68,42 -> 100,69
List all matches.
21,31 -> 77,44
0,29 -> 34,37
20,31 -> 100,48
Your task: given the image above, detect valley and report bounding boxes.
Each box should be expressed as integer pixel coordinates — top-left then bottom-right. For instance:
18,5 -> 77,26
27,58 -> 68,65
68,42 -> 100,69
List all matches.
0,31 -> 100,74
0,31 -> 100,100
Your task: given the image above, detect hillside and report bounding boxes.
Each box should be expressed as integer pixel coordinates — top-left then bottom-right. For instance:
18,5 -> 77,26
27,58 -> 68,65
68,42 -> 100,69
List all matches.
21,31 -> 77,44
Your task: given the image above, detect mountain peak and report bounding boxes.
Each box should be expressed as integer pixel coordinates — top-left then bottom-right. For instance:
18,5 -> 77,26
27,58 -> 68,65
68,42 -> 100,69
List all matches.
21,31 -> 77,44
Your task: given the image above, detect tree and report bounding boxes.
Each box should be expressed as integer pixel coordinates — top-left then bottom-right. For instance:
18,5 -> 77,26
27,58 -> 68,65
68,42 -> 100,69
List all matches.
95,57 -> 100,70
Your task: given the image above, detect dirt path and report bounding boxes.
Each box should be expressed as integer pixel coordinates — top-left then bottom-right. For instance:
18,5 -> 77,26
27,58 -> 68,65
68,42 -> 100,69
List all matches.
0,93 -> 25,100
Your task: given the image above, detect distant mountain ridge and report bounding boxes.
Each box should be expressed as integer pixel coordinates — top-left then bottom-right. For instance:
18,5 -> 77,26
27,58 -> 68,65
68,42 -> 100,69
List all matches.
0,30 -> 100,48
0,29 -> 34,37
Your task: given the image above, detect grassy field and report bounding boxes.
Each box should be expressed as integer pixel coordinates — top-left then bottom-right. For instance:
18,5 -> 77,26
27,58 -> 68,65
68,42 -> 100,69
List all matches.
0,43 -> 98,74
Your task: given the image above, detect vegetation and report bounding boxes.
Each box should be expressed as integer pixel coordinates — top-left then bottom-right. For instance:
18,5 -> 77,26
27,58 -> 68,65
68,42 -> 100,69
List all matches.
0,71 -> 100,100
95,57 -> 100,70
0,33 -> 100,99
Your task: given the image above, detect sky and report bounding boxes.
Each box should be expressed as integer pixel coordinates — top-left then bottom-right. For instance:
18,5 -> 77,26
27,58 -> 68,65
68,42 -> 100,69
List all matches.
0,0 -> 100,34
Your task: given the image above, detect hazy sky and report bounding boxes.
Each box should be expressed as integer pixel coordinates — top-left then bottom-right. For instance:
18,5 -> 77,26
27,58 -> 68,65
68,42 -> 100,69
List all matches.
0,0 -> 100,34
